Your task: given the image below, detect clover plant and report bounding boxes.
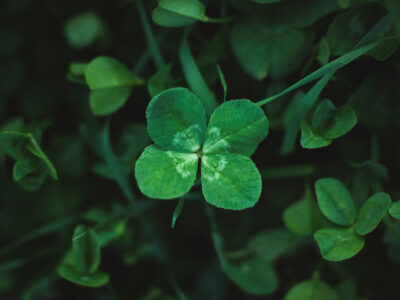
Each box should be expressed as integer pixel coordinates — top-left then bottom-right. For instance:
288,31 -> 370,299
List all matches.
135,87 -> 268,210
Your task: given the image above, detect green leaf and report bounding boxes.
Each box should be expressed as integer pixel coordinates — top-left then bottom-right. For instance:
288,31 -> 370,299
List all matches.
281,72 -> 334,155
179,36 -> 218,116
389,201 -> 400,219
230,16 -> 312,80
315,178 -> 356,226
314,227 -> 364,261
203,99 -> 268,156
71,225 -> 101,274
0,131 -> 58,190
64,11 -> 105,49
152,0 -> 207,27
146,87 -> 207,152
311,99 -> 337,133
135,145 -> 198,199
147,63 -> 173,97
319,106 -> 357,139
283,190 -> 324,235
58,264 -> 109,288
355,192 -> 392,235
284,278 -> 339,300
226,256 -> 278,295
300,121 -> 332,149
84,57 -> 144,116
201,153 -> 261,210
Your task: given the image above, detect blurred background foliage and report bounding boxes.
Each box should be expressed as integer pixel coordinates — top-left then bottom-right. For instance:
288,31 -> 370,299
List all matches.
1,0 -> 400,299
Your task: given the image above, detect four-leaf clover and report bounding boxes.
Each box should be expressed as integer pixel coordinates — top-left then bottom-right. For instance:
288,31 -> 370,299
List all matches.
134,87 -> 269,210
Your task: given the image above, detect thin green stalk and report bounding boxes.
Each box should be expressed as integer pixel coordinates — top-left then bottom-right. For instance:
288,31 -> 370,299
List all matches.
179,32 -> 218,116
102,120 -> 137,207
136,0 -> 165,69
256,39 -> 382,107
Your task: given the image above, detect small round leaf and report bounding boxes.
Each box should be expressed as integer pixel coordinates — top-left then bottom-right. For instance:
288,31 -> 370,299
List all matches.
314,227 -> 364,261
135,145 -> 198,199
146,87 -> 207,152
203,99 -> 268,156
315,178 -> 355,226
355,192 -> 391,235
201,153 -> 261,210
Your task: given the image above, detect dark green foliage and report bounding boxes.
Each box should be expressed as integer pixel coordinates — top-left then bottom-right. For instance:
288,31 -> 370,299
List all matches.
1,0 -> 400,299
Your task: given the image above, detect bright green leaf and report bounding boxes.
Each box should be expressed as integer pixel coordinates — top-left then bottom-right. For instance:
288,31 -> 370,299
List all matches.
146,87 -> 207,152
135,145 -> 198,199
203,99 -> 268,156
389,201 -> 400,219
284,278 -> 339,300
152,0 -> 207,28
226,256 -> 278,295
230,17 -> 312,80
201,153 -> 261,210
84,57 -> 144,116
300,121 -> 332,149
314,227 -> 364,261
355,192 -> 391,235
315,178 -> 356,226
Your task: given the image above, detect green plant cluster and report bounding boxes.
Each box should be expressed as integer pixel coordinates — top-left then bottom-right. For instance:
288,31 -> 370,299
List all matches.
1,0 -> 400,299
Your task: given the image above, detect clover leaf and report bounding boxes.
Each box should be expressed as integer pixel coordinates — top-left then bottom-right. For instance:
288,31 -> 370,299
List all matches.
135,87 -> 268,210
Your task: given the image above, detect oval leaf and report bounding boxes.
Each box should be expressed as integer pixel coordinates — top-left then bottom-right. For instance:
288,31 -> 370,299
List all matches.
135,145 -> 198,199
284,279 -> 339,300
355,192 -> 391,235
152,0 -> 207,28
314,227 -> 364,261
201,153 -> 261,210
320,106 -> 357,139
315,178 -> 355,226
203,99 -> 268,156
85,57 -> 143,116
146,87 -> 207,152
